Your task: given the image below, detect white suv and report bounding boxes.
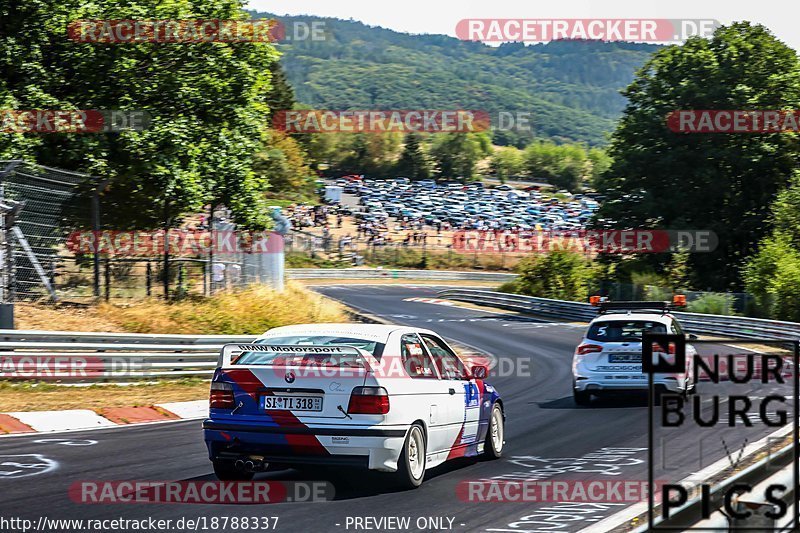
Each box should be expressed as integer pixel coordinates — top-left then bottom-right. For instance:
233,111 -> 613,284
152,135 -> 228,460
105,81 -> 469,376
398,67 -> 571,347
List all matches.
571,301 -> 697,405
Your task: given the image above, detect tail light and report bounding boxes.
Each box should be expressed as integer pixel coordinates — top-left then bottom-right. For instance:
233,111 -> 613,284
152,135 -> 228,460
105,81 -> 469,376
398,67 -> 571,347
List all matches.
576,344 -> 603,355
210,381 -> 235,409
652,342 -> 676,354
347,386 -> 390,415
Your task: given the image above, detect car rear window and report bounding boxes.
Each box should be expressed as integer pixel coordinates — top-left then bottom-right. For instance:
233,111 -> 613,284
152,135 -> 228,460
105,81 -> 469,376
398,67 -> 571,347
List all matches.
586,321 -> 667,342
232,336 -> 384,366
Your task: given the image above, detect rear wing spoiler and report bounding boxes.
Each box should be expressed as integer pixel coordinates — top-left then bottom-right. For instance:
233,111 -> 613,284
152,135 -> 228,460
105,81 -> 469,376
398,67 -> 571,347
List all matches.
218,344 -> 368,368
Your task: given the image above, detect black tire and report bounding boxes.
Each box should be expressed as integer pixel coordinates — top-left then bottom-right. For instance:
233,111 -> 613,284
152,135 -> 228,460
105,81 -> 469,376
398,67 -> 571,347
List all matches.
483,403 -> 504,459
395,424 -> 426,489
213,460 -> 254,481
573,388 -> 592,406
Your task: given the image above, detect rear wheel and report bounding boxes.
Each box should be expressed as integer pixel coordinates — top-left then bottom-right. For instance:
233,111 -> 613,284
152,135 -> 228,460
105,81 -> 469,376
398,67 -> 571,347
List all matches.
395,424 -> 426,489
573,387 -> 592,406
212,460 -> 254,481
483,403 -> 504,458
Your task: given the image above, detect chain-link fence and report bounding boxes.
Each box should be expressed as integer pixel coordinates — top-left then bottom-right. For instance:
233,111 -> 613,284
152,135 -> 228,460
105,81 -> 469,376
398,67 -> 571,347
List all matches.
0,161 -> 286,305
0,160 -> 94,303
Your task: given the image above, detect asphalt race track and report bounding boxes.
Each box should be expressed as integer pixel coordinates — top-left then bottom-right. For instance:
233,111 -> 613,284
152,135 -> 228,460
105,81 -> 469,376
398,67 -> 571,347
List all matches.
0,285 -> 792,533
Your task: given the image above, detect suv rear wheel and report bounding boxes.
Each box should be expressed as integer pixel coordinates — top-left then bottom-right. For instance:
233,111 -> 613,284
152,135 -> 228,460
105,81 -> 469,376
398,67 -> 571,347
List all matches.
573,386 -> 592,406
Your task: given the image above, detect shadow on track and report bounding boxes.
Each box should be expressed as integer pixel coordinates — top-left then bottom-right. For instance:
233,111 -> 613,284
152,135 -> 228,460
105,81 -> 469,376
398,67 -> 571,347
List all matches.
186,457 -> 482,501
536,394 -> 649,410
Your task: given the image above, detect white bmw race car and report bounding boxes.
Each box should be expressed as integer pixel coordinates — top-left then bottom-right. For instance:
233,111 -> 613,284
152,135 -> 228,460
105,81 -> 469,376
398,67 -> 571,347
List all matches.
203,324 -> 505,488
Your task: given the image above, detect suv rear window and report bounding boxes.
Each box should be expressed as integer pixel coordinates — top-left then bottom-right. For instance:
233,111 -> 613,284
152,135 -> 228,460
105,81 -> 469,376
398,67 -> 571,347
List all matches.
586,321 -> 667,342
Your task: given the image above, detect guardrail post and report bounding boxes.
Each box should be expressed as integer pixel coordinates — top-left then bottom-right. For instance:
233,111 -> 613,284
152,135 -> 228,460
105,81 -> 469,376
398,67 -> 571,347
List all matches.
146,261 -> 152,297
104,257 -> 110,301
0,303 -> 13,329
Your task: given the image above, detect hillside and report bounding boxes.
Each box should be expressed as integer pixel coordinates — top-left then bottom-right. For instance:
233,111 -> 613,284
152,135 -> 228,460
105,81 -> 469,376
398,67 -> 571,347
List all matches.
251,12 -> 661,146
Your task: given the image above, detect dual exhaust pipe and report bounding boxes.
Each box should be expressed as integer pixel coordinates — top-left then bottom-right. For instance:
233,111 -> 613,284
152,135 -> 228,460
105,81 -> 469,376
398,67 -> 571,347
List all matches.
234,459 -> 267,472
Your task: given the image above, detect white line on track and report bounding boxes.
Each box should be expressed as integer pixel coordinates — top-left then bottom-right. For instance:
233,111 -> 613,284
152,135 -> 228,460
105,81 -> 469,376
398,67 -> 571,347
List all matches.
0,417 -> 203,439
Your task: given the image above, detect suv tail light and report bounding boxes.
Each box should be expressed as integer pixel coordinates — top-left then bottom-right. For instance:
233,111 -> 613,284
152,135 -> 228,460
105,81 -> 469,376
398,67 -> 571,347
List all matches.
347,386 -> 390,415
576,344 -> 603,355
210,381 -> 235,409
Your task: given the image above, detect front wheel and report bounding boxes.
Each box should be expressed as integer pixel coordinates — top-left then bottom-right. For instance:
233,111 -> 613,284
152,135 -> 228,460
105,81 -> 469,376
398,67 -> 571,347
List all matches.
395,424 -> 426,489
483,403 -> 504,459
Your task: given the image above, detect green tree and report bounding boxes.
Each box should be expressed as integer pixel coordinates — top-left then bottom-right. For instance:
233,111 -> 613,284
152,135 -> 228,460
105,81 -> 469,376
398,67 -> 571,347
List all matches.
596,23 -> 800,290
336,133 -> 403,177
587,147 -> 612,189
0,0 -> 279,230
490,146 -> 524,183
523,141 -> 588,191
744,173 -> 800,319
266,61 -> 295,123
512,249 -> 596,301
430,133 -> 491,182
254,130 -> 315,199
394,132 -> 431,180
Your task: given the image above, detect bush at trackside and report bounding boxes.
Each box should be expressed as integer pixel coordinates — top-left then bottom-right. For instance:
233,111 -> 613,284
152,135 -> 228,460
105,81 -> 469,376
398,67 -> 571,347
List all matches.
508,249 -> 597,302
685,293 -> 737,316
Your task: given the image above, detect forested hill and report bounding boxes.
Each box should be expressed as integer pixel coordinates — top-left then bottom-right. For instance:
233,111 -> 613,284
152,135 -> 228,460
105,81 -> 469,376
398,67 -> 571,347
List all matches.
249,11 -> 661,146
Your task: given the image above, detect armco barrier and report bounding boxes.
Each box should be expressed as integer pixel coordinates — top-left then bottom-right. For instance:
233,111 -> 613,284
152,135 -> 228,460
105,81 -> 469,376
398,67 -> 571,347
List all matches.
0,331 -> 256,381
286,268 -> 516,282
436,288 -> 800,341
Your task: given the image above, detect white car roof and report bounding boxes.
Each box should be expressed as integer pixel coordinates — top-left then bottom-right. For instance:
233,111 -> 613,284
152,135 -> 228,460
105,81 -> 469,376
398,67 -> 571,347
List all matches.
590,313 -> 674,325
257,323 -> 431,343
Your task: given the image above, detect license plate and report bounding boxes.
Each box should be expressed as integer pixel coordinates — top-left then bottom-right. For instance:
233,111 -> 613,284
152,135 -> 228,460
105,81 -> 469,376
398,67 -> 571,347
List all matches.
262,395 -> 323,412
609,354 -> 642,363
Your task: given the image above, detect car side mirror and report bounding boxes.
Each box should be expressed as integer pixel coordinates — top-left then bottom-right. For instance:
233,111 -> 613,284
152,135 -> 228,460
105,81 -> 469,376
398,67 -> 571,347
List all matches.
471,365 -> 488,379
688,333 -> 699,340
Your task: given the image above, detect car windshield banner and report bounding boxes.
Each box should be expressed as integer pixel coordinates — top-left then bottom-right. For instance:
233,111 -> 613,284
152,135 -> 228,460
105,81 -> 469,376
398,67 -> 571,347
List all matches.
222,344 -> 369,370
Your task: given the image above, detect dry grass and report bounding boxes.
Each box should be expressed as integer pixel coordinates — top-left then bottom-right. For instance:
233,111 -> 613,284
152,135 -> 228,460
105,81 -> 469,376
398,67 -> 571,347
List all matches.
16,282 -> 349,335
0,380 -> 209,412
16,304 -> 127,332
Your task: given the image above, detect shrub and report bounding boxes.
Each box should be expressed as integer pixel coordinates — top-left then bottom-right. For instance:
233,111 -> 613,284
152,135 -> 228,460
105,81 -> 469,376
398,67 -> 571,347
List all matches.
743,234 -> 800,320
686,293 -> 737,316
513,250 -> 596,301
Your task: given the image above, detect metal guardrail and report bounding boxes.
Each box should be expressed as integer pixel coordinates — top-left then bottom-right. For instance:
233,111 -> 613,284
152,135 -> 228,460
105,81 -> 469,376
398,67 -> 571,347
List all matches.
0,330 -> 256,381
436,288 -> 800,341
287,268 -> 516,282
632,443 -> 796,532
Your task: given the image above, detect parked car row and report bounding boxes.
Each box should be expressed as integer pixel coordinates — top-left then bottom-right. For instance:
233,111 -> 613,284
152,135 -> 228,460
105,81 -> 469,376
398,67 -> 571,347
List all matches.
342,178 -> 600,231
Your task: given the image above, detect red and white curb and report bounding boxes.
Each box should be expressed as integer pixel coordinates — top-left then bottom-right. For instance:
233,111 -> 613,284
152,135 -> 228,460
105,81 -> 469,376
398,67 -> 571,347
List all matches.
0,400 -> 207,434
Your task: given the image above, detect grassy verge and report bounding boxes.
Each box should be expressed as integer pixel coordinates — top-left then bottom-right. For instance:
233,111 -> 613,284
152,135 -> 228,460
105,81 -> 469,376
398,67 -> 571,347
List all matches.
17,282 -> 348,334
0,379 -> 209,412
